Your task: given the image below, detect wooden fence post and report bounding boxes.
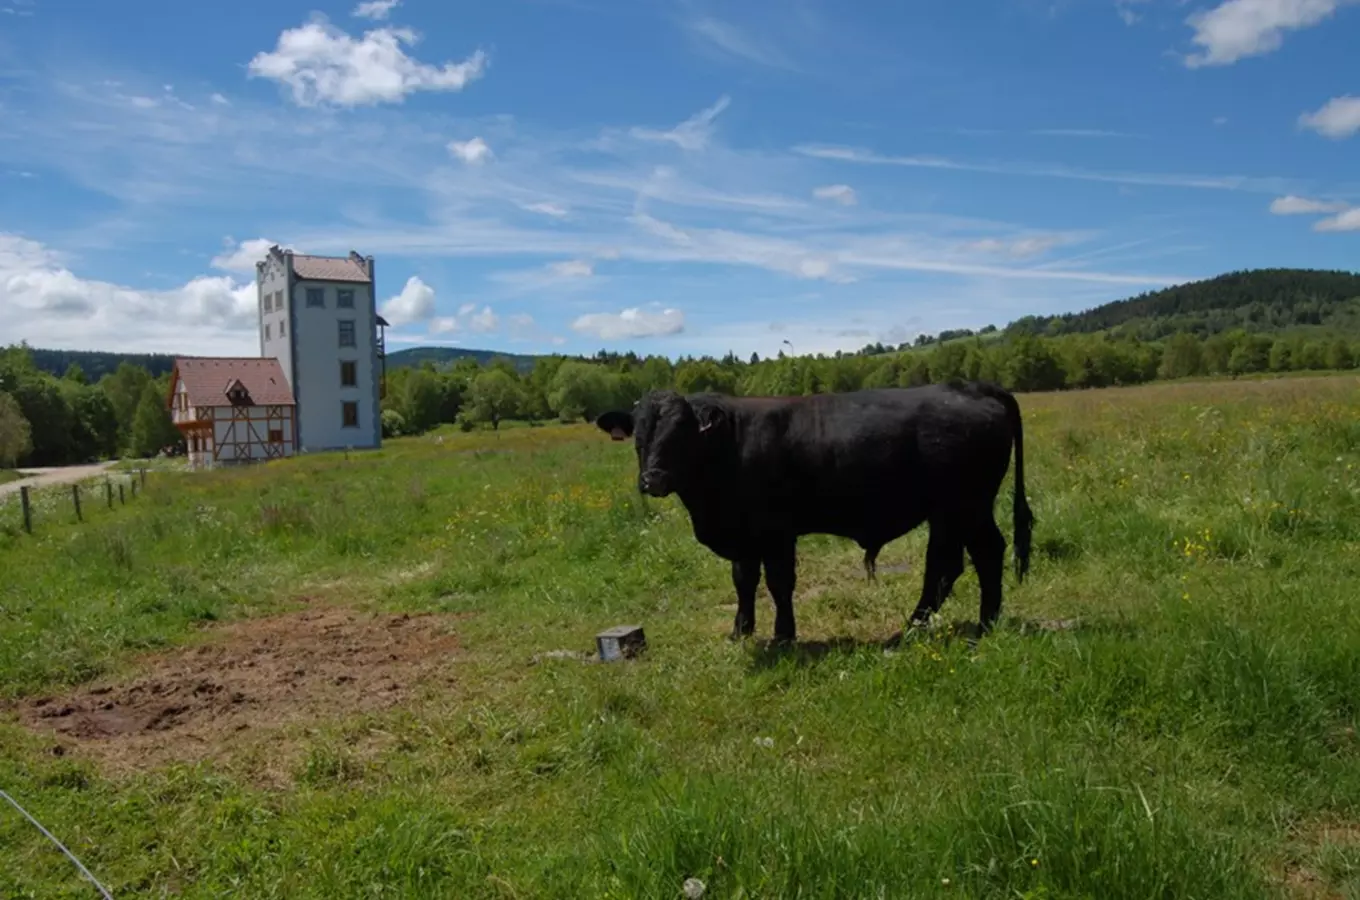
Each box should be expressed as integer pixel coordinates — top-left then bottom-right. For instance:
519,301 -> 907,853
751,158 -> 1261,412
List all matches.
19,486 -> 32,534
118,483 -> 125,505
140,467 -> 147,488
130,479 -> 137,499
105,478 -> 113,508
72,484 -> 82,523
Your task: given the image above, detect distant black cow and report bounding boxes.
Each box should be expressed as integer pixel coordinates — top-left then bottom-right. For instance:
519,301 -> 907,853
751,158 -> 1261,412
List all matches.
595,381 -> 1034,643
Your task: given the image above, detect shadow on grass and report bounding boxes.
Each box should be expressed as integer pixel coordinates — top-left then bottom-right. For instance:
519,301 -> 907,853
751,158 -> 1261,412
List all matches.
741,614 -> 1140,670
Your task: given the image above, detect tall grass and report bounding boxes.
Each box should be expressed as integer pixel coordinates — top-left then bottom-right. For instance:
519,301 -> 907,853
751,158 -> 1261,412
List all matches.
2,374 -> 1359,898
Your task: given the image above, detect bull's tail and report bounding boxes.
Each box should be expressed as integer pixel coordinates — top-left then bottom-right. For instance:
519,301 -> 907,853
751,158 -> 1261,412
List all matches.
978,383 -> 1034,581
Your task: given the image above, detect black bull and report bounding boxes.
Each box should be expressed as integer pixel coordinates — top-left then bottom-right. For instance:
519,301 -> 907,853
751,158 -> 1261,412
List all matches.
594,380 -> 1034,643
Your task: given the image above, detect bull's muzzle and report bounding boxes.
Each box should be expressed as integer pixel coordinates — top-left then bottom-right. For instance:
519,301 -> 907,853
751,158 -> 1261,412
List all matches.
638,469 -> 673,497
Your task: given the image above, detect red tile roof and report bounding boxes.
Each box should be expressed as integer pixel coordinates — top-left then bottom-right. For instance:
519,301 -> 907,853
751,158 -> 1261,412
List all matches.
290,253 -> 371,283
172,357 -> 296,408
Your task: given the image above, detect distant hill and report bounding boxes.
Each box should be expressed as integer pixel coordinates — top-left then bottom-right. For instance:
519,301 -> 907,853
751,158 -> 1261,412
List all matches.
1004,268 -> 1360,342
384,346 -> 541,373
26,348 -> 178,382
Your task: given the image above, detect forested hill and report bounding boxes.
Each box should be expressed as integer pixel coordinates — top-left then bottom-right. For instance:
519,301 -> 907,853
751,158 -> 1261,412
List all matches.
1003,268 -> 1360,342
27,348 -> 178,382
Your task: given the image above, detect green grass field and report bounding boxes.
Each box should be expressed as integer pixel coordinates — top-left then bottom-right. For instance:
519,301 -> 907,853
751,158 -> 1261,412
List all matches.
3,376 -> 1360,898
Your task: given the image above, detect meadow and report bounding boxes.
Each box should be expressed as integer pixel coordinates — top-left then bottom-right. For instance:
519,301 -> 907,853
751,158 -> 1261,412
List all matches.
2,375 -> 1359,898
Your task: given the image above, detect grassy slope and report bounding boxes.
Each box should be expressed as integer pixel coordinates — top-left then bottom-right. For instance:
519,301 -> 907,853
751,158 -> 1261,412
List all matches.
0,470 -> 23,486
2,376 -> 1360,898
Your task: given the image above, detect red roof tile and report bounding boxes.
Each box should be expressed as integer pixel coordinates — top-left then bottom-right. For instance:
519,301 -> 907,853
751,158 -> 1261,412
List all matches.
290,254 -> 371,283
172,357 -> 296,408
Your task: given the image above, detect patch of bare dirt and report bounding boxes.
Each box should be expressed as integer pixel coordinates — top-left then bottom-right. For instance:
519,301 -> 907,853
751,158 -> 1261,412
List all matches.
1273,817 -> 1360,899
16,607 -> 460,773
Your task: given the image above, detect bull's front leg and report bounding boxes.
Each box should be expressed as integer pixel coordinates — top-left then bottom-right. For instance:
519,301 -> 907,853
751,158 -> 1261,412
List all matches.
731,558 -> 760,640
763,540 -> 798,644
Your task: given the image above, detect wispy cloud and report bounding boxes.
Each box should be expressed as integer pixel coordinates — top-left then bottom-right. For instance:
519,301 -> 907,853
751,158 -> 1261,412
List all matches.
353,0 -> 399,20
630,95 -> 731,151
812,184 -> 857,206
1181,0 -> 1358,68
1,16 -> 1246,358
792,143 -> 1303,195
1029,128 -> 1143,139
683,15 -> 795,69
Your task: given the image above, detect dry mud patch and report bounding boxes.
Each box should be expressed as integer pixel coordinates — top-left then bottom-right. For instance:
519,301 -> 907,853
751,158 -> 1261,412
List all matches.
13,606 -> 462,774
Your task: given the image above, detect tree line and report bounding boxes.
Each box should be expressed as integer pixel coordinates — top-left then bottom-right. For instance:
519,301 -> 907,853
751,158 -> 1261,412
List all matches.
0,344 -> 180,469
5,325 -> 1358,468
380,327 -> 1360,437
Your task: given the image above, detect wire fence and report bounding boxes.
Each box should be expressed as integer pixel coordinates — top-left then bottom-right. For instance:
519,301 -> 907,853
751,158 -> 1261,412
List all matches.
1,467 -> 151,538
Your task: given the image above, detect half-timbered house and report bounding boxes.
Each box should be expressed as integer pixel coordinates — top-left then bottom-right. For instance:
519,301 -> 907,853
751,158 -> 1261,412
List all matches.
168,357 -> 298,469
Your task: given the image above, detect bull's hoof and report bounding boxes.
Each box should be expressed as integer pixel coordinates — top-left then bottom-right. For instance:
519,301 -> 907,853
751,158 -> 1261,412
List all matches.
771,631 -> 796,647
729,628 -> 754,642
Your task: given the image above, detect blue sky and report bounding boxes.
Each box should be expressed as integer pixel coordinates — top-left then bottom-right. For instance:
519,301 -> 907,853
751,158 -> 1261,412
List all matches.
1,0 -> 1357,360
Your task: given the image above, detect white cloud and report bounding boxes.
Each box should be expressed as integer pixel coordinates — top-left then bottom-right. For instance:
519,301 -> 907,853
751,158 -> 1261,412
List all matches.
430,316 -> 459,334
572,306 -> 685,340
448,136 -> 493,164
1269,194 -> 1349,214
246,14 -> 487,107
630,96 -> 731,151
380,274 -> 436,326
211,237 -> 290,274
353,0 -> 399,20
210,93 -> 230,106
1314,208 -> 1360,231
1298,95 -> 1360,139
812,184 -> 857,205
547,259 -> 593,278
467,305 -> 499,332
521,201 -> 568,218
1182,0 -> 1357,68
0,233 -> 257,354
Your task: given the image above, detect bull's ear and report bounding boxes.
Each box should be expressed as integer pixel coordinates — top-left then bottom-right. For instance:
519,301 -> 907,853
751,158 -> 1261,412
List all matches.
693,400 -> 730,437
595,410 -> 634,441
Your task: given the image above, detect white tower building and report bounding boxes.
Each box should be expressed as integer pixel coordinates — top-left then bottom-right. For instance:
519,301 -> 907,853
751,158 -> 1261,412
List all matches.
255,245 -> 388,453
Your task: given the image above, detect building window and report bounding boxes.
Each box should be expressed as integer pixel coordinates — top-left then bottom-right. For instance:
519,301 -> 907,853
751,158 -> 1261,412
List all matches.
337,289 -> 355,308
269,428 -> 283,443
263,293 -> 272,313
307,287 -> 324,308
265,323 -> 271,341
342,401 -> 359,428
338,319 -> 356,348
279,319 -> 286,337
340,360 -> 357,387
275,290 -> 285,310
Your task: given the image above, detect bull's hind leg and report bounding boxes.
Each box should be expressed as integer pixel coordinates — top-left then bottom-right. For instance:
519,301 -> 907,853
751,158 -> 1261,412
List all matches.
863,544 -> 880,583
730,558 -> 761,640
908,525 -> 965,628
763,541 -> 798,644
964,516 -> 1007,634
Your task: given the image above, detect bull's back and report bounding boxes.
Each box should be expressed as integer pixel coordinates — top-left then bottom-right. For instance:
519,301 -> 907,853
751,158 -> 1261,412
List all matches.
732,385 -> 1013,536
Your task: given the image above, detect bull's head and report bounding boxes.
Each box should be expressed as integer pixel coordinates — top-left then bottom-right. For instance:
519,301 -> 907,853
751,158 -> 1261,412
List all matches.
595,390 -> 730,498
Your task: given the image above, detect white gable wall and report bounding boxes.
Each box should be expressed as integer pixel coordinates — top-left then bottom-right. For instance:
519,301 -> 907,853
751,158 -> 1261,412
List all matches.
289,278 -> 379,452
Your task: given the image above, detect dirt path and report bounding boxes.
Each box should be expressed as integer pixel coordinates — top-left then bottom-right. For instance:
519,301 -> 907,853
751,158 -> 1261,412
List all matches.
0,462 -> 118,499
